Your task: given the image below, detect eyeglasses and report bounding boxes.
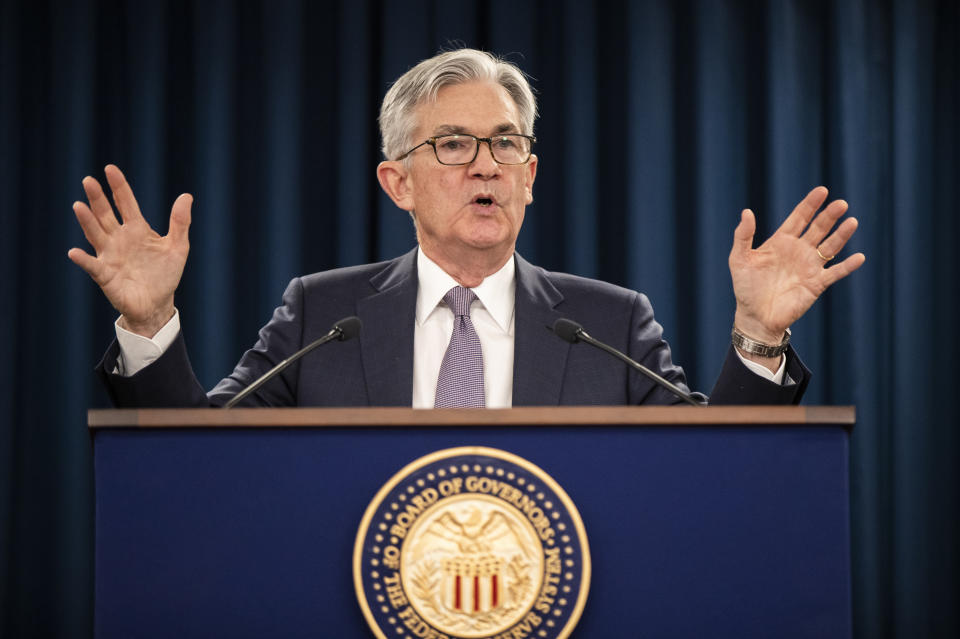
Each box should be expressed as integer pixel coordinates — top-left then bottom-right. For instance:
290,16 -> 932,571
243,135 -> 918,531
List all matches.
397,133 -> 536,165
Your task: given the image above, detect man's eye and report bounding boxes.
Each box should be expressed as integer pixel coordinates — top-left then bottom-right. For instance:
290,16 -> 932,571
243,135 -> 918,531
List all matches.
439,139 -> 467,151
494,137 -> 518,149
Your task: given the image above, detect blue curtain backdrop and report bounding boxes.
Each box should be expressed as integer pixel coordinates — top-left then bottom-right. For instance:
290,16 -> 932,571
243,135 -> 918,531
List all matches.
1,0 -> 957,636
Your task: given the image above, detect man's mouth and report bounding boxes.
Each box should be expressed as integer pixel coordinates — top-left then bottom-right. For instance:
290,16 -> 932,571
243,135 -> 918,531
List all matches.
473,195 -> 495,207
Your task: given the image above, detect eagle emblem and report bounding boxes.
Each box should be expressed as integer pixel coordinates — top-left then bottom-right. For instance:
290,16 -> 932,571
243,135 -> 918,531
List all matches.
354,447 -> 590,639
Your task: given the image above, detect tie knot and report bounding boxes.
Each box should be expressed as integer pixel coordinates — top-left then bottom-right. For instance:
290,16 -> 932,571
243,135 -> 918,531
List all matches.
443,286 -> 478,317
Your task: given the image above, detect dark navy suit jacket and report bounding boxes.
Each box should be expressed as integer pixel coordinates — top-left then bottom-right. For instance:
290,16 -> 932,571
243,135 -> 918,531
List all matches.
97,248 -> 809,407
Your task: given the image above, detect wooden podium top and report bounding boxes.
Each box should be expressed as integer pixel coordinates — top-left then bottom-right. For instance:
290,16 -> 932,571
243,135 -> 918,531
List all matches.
88,405 -> 855,429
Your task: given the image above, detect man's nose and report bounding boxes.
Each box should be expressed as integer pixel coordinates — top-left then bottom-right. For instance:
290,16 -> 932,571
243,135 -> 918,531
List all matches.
469,140 -> 501,177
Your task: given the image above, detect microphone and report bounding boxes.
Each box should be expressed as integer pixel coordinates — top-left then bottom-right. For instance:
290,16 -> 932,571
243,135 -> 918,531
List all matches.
223,316 -> 362,409
551,318 -> 703,406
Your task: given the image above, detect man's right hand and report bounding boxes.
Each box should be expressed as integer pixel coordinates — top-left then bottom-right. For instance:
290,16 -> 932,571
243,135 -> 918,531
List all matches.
68,165 -> 192,338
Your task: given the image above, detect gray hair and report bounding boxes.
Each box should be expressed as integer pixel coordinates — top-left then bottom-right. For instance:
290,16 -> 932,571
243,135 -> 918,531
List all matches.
379,49 -> 537,161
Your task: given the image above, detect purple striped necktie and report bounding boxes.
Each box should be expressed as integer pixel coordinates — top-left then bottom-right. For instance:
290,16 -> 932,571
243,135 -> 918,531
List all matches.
434,286 -> 485,408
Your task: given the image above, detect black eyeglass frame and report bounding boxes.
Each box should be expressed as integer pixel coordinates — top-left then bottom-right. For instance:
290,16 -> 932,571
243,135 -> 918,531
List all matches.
396,133 -> 537,165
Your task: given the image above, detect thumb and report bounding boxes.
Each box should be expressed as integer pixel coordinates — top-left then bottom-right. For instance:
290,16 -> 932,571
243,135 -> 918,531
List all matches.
731,209 -> 756,258
168,193 -> 193,245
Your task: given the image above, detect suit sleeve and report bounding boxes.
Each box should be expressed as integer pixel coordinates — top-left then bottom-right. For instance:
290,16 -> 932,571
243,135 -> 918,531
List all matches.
95,332 -> 209,407
707,344 -> 810,405
95,277 -> 307,408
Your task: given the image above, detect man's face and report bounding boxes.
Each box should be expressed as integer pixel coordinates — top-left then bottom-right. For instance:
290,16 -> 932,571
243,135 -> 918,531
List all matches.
395,81 -> 537,267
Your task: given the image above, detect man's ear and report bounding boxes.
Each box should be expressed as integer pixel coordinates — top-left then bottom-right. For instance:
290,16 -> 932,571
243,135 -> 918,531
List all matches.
377,161 -> 415,211
524,154 -> 538,205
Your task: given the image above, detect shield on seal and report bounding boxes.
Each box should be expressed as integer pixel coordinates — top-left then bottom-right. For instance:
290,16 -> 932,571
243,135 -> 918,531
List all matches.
443,555 -> 503,613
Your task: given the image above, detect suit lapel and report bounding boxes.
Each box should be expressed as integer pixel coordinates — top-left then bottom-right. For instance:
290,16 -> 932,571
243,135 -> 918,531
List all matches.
357,249 -> 418,406
512,254 -> 569,405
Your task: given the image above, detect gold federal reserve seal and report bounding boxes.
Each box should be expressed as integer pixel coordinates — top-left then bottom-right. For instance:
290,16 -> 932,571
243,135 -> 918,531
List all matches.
354,447 -> 590,639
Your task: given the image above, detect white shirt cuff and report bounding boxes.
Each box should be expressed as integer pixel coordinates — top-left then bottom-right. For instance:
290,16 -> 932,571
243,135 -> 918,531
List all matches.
113,310 -> 181,377
735,349 -> 787,385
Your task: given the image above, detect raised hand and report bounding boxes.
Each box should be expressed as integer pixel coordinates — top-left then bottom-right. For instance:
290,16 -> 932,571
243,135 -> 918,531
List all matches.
728,186 -> 865,357
67,165 -> 193,337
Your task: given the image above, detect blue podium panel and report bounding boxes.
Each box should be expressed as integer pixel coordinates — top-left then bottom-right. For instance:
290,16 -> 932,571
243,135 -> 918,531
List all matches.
94,423 -> 851,639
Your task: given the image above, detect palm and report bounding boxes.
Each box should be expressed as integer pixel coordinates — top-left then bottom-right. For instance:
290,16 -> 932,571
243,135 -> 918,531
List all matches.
68,165 -> 192,335
729,187 -> 865,343
95,217 -> 187,318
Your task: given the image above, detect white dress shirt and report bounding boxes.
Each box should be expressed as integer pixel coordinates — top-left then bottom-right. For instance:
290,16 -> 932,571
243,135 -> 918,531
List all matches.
413,249 -> 515,408
114,248 -> 785,399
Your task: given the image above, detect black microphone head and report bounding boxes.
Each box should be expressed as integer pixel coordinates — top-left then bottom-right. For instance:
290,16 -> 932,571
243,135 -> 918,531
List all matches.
333,316 -> 362,341
552,318 -> 583,343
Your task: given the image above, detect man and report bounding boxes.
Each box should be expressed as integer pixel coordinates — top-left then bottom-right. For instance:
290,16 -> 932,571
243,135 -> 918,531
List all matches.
68,49 -> 865,408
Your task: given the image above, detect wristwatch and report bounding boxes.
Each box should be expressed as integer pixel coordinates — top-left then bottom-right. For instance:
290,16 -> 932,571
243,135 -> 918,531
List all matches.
731,326 -> 791,358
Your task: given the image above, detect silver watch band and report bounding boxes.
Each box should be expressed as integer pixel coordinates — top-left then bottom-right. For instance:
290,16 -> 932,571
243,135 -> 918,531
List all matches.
731,327 -> 791,358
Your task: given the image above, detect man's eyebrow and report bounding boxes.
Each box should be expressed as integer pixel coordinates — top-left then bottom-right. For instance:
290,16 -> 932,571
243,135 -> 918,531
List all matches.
491,123 -> 519,134
432,125 -> 470,136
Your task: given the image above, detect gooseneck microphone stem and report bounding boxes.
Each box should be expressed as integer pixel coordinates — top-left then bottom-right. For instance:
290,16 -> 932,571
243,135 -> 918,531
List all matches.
578,331 -> 702,406
223,316 -> 362,409
552,318 -> 703,406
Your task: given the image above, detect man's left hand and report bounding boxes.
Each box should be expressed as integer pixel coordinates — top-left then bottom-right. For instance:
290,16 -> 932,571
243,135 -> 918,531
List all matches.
729,186 -> 866,350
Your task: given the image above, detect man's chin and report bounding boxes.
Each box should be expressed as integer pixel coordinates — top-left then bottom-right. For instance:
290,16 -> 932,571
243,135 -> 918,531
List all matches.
460,226 -> 514,251
470,211 -> 520,235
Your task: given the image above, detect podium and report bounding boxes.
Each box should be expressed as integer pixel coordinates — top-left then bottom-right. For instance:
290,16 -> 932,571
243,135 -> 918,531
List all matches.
89,406 -> 853,638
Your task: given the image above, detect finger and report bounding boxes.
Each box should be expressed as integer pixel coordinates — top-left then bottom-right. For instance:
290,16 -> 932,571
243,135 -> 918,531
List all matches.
168,193 -> 193,245
822,252 -> 866,287
72,200 -> 108,250
104,164 -> 145,224
801,198 -> 849,246
815,216 -> 859,260
779,186 -> 829,236
81,175 -> 120,232
730,209 -> 756,259
67,247 -> 104,282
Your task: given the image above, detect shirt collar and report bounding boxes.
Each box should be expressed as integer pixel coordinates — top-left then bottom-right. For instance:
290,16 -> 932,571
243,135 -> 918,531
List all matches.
416,248 -> 516,333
